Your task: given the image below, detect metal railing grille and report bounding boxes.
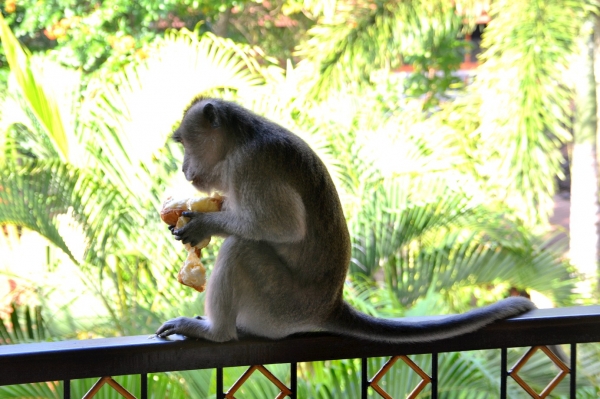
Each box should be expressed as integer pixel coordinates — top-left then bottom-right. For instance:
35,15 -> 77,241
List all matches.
1,306 -> 598,399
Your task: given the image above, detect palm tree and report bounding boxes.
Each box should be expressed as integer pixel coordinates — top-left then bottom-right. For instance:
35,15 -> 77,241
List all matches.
299,0 -> 598,230
0,14 -> 266,336
0,16 -> 268,398
595,16 -> 600,194
297,0 -> 467,104
0,5 -> 593,396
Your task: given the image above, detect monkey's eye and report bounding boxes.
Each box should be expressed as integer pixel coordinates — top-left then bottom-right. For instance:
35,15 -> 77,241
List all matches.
171,129 -> 183,144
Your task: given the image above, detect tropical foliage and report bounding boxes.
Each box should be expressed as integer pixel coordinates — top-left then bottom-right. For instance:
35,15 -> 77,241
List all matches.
298,0 -> 469,104
1,0 -> 600,397
0,0 -> 312,78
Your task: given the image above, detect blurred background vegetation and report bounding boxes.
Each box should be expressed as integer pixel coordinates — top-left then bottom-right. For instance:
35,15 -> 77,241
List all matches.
1,0 -> 600,397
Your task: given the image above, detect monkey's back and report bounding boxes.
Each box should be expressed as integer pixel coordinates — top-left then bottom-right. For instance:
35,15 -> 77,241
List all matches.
244,118 -> 351,296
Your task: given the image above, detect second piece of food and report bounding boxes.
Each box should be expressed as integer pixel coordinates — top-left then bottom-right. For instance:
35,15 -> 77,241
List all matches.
160,195 -> 224,292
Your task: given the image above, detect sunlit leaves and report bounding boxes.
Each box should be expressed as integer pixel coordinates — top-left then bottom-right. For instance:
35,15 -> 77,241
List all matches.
0,160 -> 97,264
349,172 -> 573,308
298,0 -> 467,102
335,95 -> 575,308
0,24 -> 267,336
0,13 -> 81,164
473,0 -> 597,226
88,29 -> 266,198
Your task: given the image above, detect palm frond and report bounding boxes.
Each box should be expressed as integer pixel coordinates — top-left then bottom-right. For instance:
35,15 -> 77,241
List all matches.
297,351 -> 503,398
343,276 -> 400,318
0,302 -> 46,344
576,343 -> 600,392
0,381 -> 62,399
472,0 -> 598,225
0,14 -> 82,163
350,175 -> 573,307
0,28 -> 269,334
176,369 -> 212,398
297,0 -> 405,97
297,0 -> 465,99
87,29 -> 267,196
0,160 -> 89,264
0,158 -> 184,330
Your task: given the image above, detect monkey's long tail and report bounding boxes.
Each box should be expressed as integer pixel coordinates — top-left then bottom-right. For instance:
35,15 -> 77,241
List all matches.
325,296 -> 535,343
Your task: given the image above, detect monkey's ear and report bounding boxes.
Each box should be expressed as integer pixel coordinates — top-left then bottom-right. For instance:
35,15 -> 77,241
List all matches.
203,103 -> 220,128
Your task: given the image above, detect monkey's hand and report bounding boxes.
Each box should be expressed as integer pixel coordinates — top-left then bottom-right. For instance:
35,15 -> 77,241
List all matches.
172,211 -> 212,247
156,316 -> 209,339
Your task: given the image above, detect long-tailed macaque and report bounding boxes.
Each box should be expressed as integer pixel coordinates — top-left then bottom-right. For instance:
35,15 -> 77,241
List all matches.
156,97 -> 535,343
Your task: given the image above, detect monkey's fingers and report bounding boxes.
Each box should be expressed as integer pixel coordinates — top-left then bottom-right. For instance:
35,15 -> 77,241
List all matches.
172,228 -> 202,247
171,228 -> 185,241
156,323 -> 175,338
182,211 -> 203,220
156,317 -> 187,337
172,225 -> 189,240
172,229 -> 188,244
156,316 -> 208,339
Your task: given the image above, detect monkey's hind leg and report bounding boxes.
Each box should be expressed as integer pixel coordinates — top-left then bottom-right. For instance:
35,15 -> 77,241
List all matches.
156,236 -> 301,342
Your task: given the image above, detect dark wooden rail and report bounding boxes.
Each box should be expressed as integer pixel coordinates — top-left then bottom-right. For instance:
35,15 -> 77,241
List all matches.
1,305 -> 599,397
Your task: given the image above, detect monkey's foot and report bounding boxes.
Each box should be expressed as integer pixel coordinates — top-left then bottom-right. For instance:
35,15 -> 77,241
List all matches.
156,316 -> 236,342
156,316 -> 209,339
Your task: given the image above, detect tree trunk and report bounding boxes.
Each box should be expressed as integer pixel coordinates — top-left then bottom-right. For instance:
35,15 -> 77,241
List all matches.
213,7 -> 232,38
570,23 -> 599,299
595,15 -> 600,293
596,16 -> 600,189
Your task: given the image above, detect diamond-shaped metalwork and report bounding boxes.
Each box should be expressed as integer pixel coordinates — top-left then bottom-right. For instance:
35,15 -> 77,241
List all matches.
225,365 -> 292,399
508,346 -> 570,399
369,355 -> 431,399
83,376 -> 136,399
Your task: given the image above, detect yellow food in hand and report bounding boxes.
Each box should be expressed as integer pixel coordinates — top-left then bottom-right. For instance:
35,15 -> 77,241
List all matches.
160,194 -> 224,292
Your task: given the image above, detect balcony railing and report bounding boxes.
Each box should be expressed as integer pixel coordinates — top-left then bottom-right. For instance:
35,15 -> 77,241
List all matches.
1,305 -> 599,398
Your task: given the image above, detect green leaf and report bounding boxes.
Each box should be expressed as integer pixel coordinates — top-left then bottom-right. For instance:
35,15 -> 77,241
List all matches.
0,302 -> 47,345
0,13 -> 76,162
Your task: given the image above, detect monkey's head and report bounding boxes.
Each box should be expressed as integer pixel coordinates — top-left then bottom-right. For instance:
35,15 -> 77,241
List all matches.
172,98 -> 231,192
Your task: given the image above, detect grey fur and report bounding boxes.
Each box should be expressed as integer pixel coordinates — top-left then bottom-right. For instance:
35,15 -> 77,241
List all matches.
156,98 -> 536,343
